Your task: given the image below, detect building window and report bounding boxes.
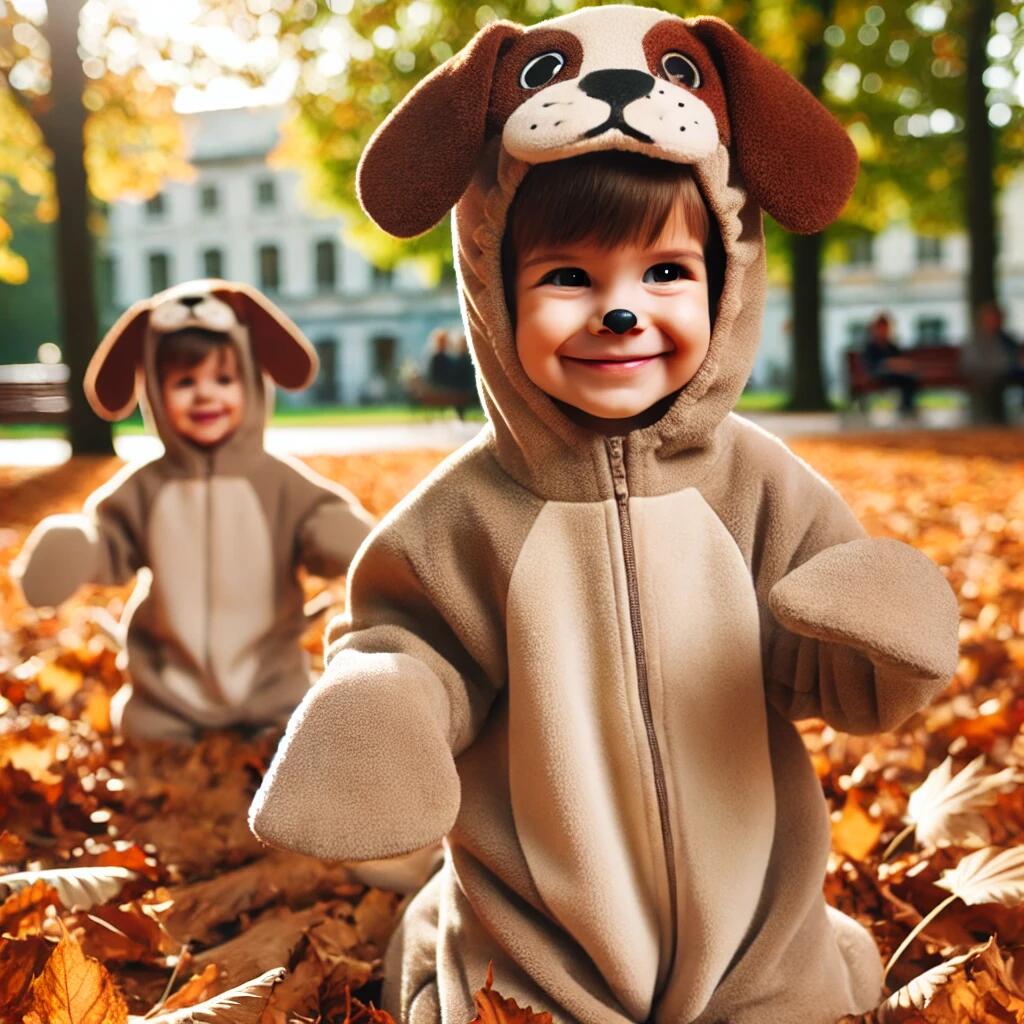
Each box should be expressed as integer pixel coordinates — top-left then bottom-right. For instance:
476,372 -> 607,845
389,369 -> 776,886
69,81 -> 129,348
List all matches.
313,339 -> 339,403
148,252 -> 171,293
372,335 -> 397,378
145,192 -> 166,217
258,244 -> 281,292
255,178 -> 277,208
847,234 -> 874,268
202,248 -> 224,279
315,240 -> 337,291
371,265 -> 393,289
99,254 -> 117,308
916,235 -> 943,266
200,185 -> 220,213
915,316 -> 948,345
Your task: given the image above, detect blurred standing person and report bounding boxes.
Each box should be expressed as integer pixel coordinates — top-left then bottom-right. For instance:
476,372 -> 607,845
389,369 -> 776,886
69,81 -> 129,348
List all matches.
962,301 -> 1023,424
863,313 -> 919,418
427,328 -> 458,389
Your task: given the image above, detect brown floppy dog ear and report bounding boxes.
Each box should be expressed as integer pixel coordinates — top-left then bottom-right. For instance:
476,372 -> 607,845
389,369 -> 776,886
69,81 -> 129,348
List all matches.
85,302 -> 150,420
357,19 -> 524,239
213,283 -> 318,390
687,17 -> 857,234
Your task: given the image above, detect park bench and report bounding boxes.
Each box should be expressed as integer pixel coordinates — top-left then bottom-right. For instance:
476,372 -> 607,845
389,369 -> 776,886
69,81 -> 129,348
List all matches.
845,344 -> 966,410
406,376 -> 478,421
0,363 -> 70,424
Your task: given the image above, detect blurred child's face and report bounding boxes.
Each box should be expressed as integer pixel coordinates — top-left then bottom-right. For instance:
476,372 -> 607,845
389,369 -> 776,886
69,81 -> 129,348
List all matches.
161,345 -> 245,447
514,203 -> 711,432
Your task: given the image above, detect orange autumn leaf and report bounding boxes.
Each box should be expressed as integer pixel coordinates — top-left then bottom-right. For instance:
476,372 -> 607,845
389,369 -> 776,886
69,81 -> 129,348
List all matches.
832,789 -> 884,861
471,964 -> 555,1024
23,929 -> 128,1024
0,878 -> 60,937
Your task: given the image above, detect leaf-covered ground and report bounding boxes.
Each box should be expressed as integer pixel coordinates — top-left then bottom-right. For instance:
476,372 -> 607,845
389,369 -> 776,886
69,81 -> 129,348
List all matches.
2,431 -> 1024,1023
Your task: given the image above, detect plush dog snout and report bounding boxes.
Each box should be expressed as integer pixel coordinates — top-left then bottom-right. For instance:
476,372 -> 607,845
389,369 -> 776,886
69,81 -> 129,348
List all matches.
579,69 -> 653,111
180,296 -> 203,308
602,309 -> 638,334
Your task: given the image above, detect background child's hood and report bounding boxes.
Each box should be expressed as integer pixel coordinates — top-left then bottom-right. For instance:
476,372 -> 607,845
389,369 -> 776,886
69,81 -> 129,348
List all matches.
84,280 -> 318,474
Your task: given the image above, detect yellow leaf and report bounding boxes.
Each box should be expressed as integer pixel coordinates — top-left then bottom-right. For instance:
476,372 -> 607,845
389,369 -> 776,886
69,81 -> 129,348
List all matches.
23,931 -> 128,1024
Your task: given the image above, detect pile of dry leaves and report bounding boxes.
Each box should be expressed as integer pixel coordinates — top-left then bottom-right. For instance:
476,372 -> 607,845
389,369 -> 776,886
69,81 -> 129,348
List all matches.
1,430 -> 1023,1023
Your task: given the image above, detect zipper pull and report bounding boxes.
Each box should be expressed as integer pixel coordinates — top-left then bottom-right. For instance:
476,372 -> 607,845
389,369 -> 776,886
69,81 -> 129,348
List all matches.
605,436 -> 629,502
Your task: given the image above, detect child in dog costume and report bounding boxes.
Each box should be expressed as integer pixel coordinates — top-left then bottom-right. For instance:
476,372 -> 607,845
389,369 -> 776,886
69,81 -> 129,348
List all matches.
249,8 -> 959,1022
16,280 -> 375,741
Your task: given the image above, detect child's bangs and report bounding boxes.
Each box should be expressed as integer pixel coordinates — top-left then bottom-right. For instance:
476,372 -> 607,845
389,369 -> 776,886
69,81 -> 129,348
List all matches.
507,151 -> 710,261
157,328 -> 233,378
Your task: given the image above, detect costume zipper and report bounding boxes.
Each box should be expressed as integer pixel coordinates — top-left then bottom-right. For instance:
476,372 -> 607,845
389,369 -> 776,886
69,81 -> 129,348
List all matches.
605,436 -> 678,989
203,454 -> 213,681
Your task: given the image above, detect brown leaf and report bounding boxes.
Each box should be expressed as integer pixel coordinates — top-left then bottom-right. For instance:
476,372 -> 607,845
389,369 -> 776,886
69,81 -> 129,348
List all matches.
471,964 -> 555,1024
0,934 -> 52,1021
23,929 -> 128,1024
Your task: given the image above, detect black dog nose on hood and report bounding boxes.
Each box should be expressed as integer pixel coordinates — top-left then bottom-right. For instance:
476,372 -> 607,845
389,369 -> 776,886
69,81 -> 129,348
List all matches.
180,296 -> 203,308
579,69 -> 653,110
602,309 -> 638,334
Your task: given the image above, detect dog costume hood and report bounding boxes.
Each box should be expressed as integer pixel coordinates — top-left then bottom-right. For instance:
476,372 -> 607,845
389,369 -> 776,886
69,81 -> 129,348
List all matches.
251,8 -> 958,1023
17,281 -> 373,738
357,4 -> 857,499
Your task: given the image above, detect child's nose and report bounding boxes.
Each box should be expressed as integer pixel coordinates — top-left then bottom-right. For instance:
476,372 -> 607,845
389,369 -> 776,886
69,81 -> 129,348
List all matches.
589,307 -> 646,336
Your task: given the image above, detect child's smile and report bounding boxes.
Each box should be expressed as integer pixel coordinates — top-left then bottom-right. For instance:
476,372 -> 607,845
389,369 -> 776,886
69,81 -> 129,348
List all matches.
514,204 -> 711,433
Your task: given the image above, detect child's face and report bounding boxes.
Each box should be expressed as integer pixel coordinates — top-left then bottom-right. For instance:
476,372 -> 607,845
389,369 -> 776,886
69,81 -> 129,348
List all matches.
514,206 -> 711,432
161,345 -> 245,448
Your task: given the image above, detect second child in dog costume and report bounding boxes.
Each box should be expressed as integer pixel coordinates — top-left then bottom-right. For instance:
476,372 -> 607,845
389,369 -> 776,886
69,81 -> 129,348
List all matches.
16,281 -> 375,741
251,8 -> 959,1022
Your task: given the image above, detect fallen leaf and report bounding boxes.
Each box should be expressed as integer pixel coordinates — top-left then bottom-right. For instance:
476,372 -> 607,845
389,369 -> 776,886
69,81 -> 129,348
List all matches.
130,966 -> 284,1023
23,928 -> 128,1024
907,756 -> 1021,849
0,865 -> 137,910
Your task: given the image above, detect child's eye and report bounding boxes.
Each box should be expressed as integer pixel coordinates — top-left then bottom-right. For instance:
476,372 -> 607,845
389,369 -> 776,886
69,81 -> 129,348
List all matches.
174,376 -> 195,388
540,267 -> 590,288
217,375 -> 236,385
643,262 -> 688,284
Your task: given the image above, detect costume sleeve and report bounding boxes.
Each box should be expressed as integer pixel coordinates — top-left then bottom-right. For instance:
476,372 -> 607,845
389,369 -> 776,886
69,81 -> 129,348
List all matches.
296,488 -> 376,578
756,452 -> 959,736
250,487 -> 513,863
15,466 -> 145,607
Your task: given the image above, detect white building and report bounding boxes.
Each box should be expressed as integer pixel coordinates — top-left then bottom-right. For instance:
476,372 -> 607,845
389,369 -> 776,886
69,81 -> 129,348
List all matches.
103,105 -> 1024,404
102,106 -> 461,406
757,170 -> 1024,397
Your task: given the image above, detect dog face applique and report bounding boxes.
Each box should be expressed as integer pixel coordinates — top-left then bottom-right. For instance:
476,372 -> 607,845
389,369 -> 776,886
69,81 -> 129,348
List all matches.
357,5 -> 857,240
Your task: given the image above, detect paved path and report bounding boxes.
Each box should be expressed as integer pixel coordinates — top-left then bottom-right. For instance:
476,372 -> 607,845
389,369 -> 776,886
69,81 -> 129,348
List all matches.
0,407 -> 969,468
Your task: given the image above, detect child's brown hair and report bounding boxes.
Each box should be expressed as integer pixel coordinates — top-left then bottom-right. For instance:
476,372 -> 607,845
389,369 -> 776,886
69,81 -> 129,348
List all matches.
156,328 -> 236,381
501,151 -> 725,324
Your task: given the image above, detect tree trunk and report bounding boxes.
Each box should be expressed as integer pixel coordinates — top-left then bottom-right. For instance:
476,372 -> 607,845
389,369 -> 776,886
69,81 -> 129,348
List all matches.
965,0 -> 1001,423
786,0 -> 834,412
788,231 -> 831,409
40,0 -> 113,454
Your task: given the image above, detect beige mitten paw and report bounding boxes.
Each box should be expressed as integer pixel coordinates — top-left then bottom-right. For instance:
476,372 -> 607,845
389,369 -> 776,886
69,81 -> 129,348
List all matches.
249,651 -> 460,862
769,537 -> 958,685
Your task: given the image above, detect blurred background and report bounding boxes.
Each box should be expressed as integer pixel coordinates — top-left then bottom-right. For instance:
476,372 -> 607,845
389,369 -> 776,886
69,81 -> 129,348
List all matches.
0,0 -> 1022,454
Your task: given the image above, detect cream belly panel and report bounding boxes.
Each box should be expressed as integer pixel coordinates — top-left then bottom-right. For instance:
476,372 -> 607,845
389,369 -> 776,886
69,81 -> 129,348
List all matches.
629,490 -> 775,1023
506,500 -> 667,1023
207,478 -> 275,705
149,480 -> 207,676
148,478 -> 275,708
